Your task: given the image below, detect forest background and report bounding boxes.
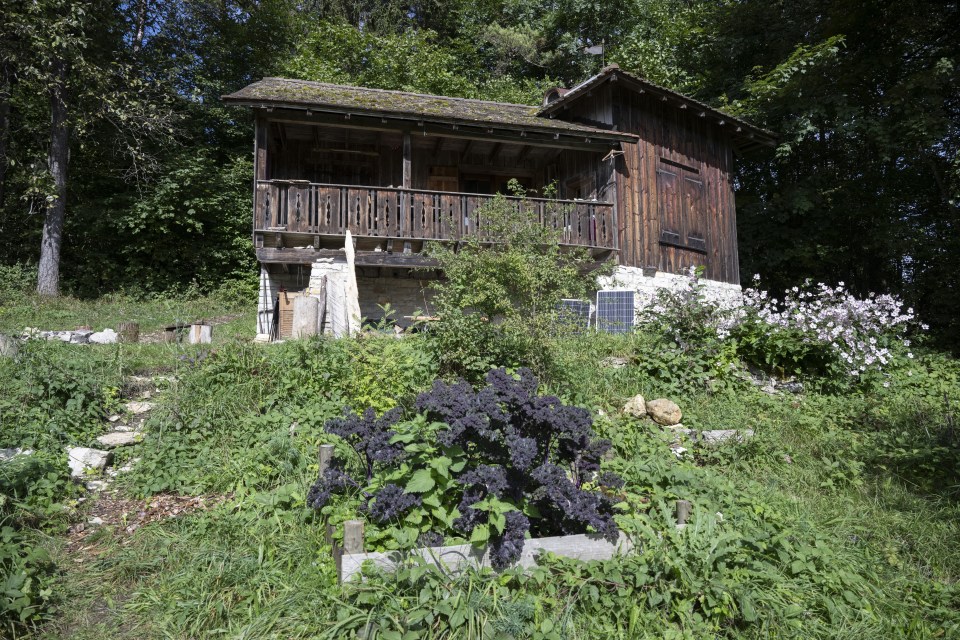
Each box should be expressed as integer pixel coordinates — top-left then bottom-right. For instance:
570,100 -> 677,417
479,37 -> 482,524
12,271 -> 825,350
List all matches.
0,0 -> 957,348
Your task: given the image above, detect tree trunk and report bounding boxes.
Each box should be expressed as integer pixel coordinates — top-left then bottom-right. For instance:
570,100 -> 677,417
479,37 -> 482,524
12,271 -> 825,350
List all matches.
0,63 -> 11,206
37,60 -> 68,297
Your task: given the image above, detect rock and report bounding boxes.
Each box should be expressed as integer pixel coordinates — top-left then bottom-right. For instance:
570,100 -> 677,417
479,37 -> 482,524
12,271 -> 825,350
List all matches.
779,381 -> 804,394
0,334 -> 19,358
622,394 -> 646,417
0,447 -> 33,462
89,328 -> 118,344
108,414 -> 122,422
67,447 -> 113,478
88,516 -> 104,526
125,401 -> 153,414
761,384 -> 778,395
700,429 -> 755,446
96,431 -> 143,449
69,330 -> 93,344
601,356 -> 630,369
646,398 -> 682,426
85,480 -> 108,491
254,333 -> 271,343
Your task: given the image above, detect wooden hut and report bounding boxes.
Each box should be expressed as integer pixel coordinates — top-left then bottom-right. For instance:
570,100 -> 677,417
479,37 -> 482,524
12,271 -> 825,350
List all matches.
222,65 -> 774,336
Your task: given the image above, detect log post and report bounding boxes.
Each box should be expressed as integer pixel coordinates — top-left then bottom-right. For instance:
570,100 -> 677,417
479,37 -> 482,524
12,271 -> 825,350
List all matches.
318,444 -> 334,474
675,500 -> 692,526
343,520 -> 364,555
117,322 -> 140,343
189,323 -> 212,344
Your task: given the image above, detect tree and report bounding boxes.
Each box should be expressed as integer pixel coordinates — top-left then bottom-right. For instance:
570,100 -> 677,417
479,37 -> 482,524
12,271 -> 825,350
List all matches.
1,0 -> 178,296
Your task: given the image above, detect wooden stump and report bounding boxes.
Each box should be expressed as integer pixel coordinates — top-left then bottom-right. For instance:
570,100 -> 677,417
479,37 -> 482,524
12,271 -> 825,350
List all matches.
117,322 -> 140,344
343,520 -> 364,555
189,323 -> 212,344
318,444 -> 335,474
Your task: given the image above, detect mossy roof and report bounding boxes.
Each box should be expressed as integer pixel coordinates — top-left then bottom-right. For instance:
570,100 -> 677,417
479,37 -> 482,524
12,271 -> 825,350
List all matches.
222,77 -> 634,141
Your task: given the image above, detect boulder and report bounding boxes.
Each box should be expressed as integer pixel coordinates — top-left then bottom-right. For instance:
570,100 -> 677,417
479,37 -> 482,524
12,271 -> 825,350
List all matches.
67,447 -> 113,477
96,431 -> 143,449
646,398 -> 682,426
779,381 -> 804,394
0,447 -> 33,462
89,328 -> 118,344
69,330 -> 93,344
622,394 -> 646,417
0,334 -> 19,358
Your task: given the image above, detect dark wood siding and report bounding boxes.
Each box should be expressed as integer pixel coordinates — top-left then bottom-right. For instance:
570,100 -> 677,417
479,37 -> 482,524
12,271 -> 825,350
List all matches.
610,85 -> 740,284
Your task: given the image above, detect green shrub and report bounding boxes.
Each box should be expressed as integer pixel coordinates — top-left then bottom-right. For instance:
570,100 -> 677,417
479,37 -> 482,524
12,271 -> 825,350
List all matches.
424,181 -> 610,383
0,263 -> 35,304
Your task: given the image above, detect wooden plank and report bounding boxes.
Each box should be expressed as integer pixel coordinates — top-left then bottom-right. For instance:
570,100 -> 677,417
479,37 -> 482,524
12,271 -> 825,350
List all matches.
340,532 -> 635,582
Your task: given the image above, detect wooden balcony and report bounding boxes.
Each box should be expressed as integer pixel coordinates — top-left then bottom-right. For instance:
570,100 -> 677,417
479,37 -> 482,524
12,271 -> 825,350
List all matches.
254,180 -> 617,251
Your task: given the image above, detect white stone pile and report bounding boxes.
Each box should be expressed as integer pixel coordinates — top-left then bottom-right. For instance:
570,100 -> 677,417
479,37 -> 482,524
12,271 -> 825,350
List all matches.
622,394 -> 754,458
18,327 -> 118,344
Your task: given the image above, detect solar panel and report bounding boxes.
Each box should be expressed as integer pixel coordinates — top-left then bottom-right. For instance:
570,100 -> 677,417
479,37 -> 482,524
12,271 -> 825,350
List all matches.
595,290 -> 635,334
558,299 -> 592,332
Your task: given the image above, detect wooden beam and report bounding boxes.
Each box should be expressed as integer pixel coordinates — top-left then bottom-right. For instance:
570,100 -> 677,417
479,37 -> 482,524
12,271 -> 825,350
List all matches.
256,247 -> 440,268
432,135 -> 443,156
517,145 -> 531,163
460,139 -> 473,158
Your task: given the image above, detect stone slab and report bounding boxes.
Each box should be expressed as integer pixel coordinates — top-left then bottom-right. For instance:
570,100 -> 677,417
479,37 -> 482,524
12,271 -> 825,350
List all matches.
341,532 -> 634,582
96,431 -> 143,449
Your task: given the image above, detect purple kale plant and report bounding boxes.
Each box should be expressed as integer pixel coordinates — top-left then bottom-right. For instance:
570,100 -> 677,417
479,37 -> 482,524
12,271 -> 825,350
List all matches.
325,407 -> 404,481
416,368 -> 622,566
362,483 -> 422,523
307,466 -> 359,509
308,368 -> 622,570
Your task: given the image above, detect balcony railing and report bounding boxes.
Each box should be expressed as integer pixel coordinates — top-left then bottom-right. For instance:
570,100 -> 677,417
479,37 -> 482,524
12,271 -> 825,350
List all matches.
254,180 -> 617,250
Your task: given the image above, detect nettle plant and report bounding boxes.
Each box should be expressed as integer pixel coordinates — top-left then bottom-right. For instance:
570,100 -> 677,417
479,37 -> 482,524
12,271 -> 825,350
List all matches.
738,277 -> 920,378
307,368 -> 623,569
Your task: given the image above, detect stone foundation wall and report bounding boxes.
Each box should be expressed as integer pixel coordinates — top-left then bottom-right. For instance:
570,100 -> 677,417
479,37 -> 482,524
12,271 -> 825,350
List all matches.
256,261 -> 437,335
356,267 -> 437,327
597,266 -> 742,310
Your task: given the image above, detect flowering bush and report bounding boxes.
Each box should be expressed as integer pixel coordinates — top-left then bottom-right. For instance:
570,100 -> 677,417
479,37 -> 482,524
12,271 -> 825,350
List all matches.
635,269 -> 921,380
738,276 -> 919,378
307,368 -> 622,569
637,266 -> 742,346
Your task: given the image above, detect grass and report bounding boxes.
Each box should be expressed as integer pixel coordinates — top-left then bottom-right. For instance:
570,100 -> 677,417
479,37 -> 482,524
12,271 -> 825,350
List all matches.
2,294 -> 958,638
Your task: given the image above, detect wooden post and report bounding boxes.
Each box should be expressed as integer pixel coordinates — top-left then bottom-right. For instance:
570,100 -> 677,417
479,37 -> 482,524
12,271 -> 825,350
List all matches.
343,520 -> 364,555
400,131 -> 411,239
117,322 -> 140,343
675,500 -> 692,526
318,444 -> 334,474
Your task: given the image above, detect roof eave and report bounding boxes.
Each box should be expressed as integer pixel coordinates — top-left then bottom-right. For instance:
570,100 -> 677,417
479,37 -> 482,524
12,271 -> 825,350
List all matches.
222,95 -> 637,143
